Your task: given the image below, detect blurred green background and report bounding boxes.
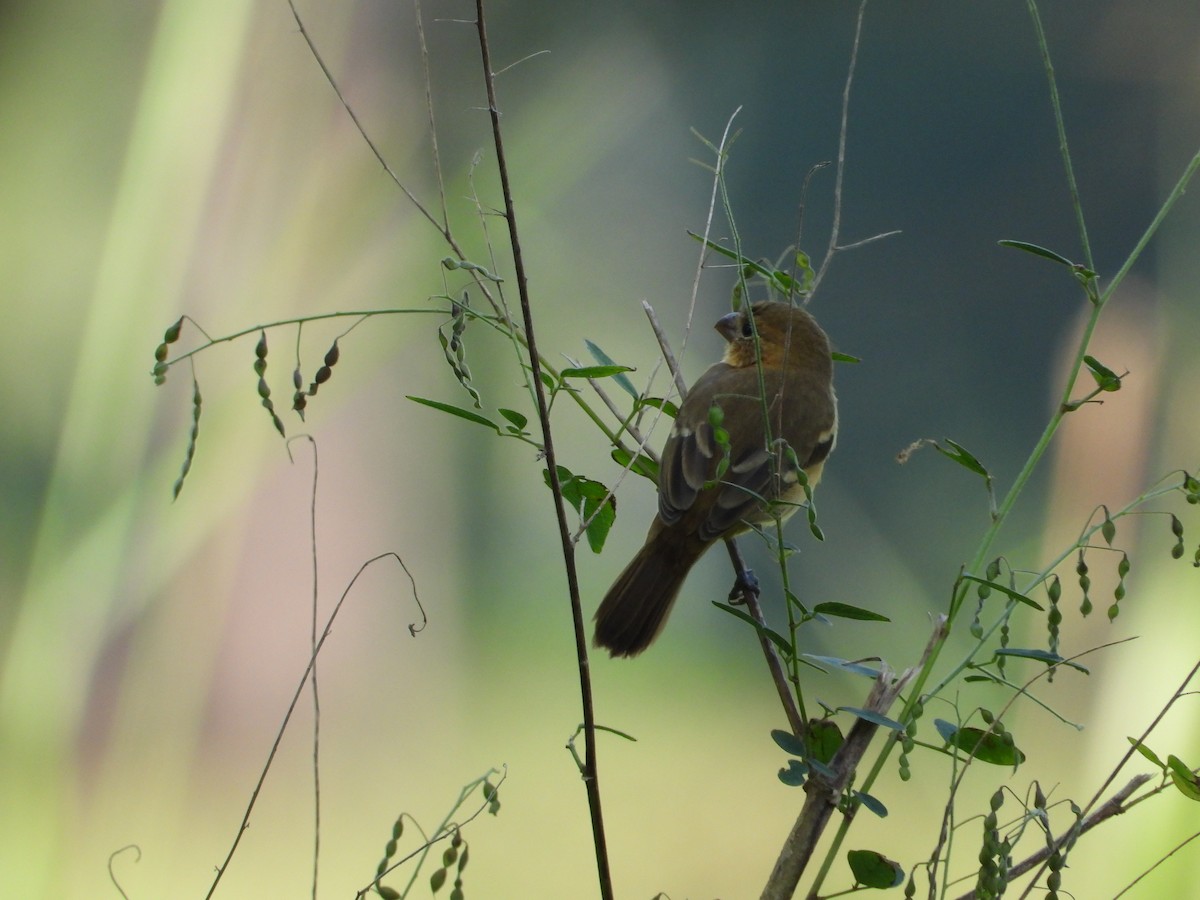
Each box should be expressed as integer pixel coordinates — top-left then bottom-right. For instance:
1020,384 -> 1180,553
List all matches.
2,0 -> 1199,896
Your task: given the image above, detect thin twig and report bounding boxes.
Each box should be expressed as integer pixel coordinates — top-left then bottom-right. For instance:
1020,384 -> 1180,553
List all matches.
472,3 -> 613,896
642,300 -> 688,398
286,0 -> 446,240
204,553 -> 425,898
809,0 -> 868,297
724,539 -> 804,736
413,0 -> 451,231
285,436 -> 323,900
1111,826 -> 1200,899
683,107 -> 742,357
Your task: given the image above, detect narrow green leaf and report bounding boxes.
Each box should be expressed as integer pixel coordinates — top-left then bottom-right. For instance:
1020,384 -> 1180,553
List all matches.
935,439 -> 990,478
813,601 -> 890,622
594,724 -> 638,742
994,647 -> 1089,674
560,365 -> 635,380
687,231 -> 776,280
847,849 -> 904,888
831,351 -> 861,364
610,447 -> 658,480
839,707 -> 905,732
635,396 -> 680,418
585,339 -> 639,399
801,654 -> 882,679
1167,755 -> 1200,801
407,396 -> 500,431
960,575 -> 1045,611
1083,355 -> 1122,392
1128,737 -> 1165,770
712,602 -> 793,656
998,239 -> 1075,267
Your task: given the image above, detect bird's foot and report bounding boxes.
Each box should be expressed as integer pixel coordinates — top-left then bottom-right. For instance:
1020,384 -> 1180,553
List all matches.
728,568 -> 760,605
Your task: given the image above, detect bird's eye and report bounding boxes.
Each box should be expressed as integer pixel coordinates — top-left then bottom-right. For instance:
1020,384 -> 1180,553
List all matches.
741,318 -> 754,338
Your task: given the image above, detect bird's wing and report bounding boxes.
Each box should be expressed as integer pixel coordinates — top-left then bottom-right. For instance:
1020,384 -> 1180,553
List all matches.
657,365 -> 834,542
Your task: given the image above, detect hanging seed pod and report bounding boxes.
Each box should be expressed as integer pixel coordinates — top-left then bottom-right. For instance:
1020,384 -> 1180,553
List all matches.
1109,553 -> 1130,621
252,332 -> 284,436
1077,554 -> 1092,616
1046,575 -> 1062,679
1170,514 -> 1185,559
1101,507 -> 1116,545
172,378 -> 203,499
307,338 -> 341,396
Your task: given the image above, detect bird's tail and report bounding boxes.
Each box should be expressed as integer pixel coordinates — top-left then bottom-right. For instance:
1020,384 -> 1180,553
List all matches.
593,529 -> 702,657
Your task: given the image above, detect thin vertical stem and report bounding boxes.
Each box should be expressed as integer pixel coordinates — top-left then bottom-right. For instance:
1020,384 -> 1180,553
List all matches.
473,3 -> 613,896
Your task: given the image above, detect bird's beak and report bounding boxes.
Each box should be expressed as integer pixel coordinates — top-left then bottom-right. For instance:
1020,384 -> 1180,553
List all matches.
714,311 -> 740,343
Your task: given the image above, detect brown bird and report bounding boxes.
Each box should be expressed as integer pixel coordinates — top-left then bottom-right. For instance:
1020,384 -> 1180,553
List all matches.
594,300 -> 837,657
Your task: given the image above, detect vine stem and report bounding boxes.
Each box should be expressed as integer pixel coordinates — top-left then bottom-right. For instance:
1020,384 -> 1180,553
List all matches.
473,3 -> 613,897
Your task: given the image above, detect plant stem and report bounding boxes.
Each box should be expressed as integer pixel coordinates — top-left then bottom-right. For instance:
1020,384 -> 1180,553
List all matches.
473,3 -> 613,896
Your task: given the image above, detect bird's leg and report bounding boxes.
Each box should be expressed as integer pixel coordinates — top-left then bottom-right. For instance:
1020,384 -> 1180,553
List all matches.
729,567 -> 760,605
723,538 -> 760,605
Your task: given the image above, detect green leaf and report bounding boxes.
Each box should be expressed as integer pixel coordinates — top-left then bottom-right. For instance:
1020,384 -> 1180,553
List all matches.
688,231 -> 778,280
407,396 -> 500,432
544,466 -> 616,553
585,340 -> 640,400
560,365 -> 635,380
994,647 -> 1089,674
839,707 -> 905,732
934,719 -> 1025,766
712,602 -> 793,656
1128,737 -> 1165,770
998,239 -> 1075,267
813,601 -> 890,622
853,790 -> 889,819
847,849 -> 905,888
935,439 -> 990,479
801,654 -> 882,679
610,447 -> 659,481
831,351 -> 861,364
960,575 -> 1045,611
771,728 -> 807,757
778,759 -> 808,787
1083,354 -> 1122,392
1167,755 -> 1200,801
807,719 -> 844,765
635,396 -> 680,418
497,408 -> 528,431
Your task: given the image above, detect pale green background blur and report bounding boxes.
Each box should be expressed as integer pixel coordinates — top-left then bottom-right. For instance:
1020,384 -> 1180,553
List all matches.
3,0 -> 1199,897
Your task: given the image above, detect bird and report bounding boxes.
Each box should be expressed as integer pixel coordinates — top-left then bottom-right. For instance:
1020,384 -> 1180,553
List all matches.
593,300 -> 837,657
